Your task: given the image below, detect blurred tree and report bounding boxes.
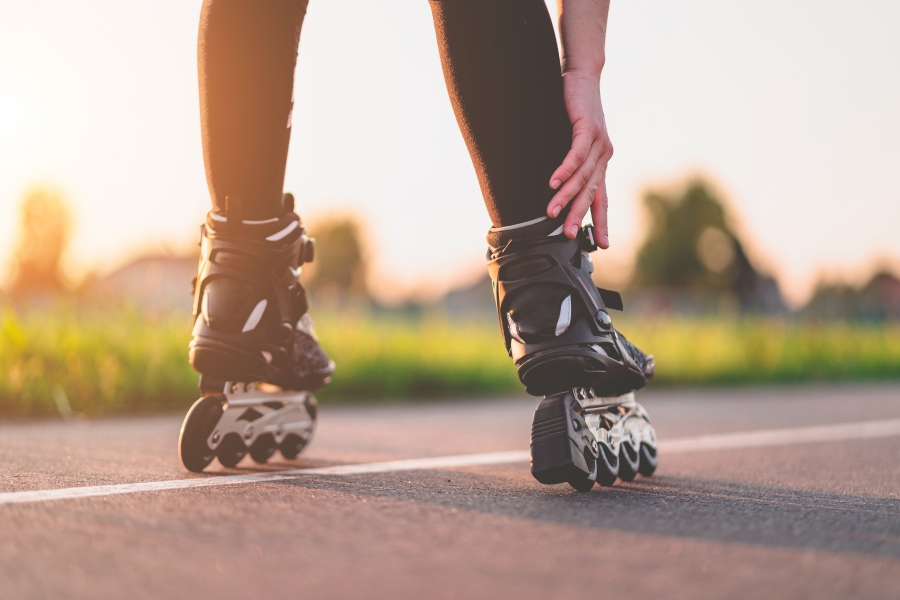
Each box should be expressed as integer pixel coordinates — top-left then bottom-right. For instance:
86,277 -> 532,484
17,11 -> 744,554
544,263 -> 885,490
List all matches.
7,186 -> 73,296
633,179 -> 783,312
305,217 -> 367,300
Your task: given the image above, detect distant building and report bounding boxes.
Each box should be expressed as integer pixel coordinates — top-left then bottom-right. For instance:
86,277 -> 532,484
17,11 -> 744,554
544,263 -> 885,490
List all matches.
87,255 -> 197,311
805,270 -> 900,322
440,274 -> 495,318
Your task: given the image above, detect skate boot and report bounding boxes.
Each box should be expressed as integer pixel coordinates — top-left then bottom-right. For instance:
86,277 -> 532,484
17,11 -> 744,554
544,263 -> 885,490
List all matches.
487,225 -> 657,490
486,225 -> 654,397
179,194 -> 333,472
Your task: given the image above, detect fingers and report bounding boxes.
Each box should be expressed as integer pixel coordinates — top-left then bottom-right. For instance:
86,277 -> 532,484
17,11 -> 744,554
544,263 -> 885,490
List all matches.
563,156 -> 608,240
547,134 -> 603,224
546,127 -> 593,218
549,128 -> 592,193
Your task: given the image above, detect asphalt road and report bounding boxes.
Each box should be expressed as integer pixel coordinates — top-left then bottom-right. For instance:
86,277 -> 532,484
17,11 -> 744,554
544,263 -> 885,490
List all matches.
1,384 -> 900,600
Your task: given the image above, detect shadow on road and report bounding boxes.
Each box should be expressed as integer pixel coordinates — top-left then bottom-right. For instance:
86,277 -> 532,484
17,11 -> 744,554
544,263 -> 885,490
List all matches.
270,470 -> 900,558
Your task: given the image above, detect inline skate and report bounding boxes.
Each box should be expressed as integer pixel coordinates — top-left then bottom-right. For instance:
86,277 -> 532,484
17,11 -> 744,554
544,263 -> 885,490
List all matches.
487,225 -> 658,490
179,194 -> 333,472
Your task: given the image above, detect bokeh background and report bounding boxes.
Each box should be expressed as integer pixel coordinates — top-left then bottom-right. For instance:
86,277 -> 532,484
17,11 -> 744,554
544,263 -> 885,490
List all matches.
2,0 -> 899,417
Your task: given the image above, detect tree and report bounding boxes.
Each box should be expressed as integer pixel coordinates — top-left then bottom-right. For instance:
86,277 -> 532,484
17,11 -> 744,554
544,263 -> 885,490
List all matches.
633,179 -> 784,312
305,217 -> 367,300
7,186 -> 73,296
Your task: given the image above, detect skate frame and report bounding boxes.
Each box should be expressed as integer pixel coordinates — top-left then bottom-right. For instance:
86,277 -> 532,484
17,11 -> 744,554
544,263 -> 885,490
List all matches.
570,389 -> 657,455
205,383 -> 316,452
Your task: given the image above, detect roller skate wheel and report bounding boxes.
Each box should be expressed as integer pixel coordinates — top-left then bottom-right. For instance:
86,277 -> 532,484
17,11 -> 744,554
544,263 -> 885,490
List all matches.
178,395 -> 224,473
279,433 -> 309,460
249,434 -> 278,464
638,443 -> 658,477
618,442 -> 640,482
217,433 -> 247,468
595,444 -> 619,487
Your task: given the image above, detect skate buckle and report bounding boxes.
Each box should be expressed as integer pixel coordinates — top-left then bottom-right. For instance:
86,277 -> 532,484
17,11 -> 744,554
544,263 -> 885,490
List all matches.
581,225 -> 598,252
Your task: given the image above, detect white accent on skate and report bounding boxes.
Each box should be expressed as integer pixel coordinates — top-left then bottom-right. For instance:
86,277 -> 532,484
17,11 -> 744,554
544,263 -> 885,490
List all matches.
261,351 -> 273,363
295,313 -> 316,337
555,295 -> 571,336
4,418 -> 900,506
589,344 -> 608,357
266,221 -> 298,241
289,266 -> 302,279
242,299 -> 267,332
489,216 -> 548,232
548,225 -> 564,236
209,213 -> 281,226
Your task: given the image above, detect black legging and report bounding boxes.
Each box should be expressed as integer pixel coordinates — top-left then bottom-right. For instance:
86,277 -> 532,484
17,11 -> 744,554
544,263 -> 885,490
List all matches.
199,0 -> 571,238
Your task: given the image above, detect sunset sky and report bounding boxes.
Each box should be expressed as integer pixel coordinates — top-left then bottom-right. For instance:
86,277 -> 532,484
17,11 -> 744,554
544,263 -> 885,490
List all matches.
1,0 -> 898,305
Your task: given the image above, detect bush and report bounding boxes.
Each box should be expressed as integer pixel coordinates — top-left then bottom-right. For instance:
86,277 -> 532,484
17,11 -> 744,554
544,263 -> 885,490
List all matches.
2,307 -> 899,418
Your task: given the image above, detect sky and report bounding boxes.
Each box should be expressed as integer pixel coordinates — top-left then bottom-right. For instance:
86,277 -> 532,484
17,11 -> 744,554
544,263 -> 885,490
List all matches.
1,0 -> 898,305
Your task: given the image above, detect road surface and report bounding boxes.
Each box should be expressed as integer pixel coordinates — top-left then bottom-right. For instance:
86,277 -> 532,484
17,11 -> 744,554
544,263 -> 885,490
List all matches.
1,384 -> 899,599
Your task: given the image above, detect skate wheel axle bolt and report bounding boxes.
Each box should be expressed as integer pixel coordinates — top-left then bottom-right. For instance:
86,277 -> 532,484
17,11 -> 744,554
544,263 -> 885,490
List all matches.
572,420 -> 582,432
245,427 -> 254,440
596,310 -> 612,330
212,432 -> 220,444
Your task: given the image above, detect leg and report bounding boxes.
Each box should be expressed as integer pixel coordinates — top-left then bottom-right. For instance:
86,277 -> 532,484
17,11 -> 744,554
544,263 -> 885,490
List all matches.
199,0 -> 306,220
182,0 -> 331,472
429,0 -> 572,245
430,0 -> 657,491
430,0 -> 654,397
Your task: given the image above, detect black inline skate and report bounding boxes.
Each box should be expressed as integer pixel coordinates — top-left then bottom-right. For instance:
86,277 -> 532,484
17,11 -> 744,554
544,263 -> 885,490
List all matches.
487,225 -> 658,491
179,194 -> 333,472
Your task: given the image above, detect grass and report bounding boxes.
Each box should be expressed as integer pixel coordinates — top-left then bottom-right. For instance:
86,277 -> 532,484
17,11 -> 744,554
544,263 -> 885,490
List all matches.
2,306 -> 899,418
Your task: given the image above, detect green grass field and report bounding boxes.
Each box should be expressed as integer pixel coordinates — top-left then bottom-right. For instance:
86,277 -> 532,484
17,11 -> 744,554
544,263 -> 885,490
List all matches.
2,306 -> 899,418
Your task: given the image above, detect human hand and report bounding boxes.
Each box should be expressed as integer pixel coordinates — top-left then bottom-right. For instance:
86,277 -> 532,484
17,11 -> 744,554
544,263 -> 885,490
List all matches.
545,71 -> 612,248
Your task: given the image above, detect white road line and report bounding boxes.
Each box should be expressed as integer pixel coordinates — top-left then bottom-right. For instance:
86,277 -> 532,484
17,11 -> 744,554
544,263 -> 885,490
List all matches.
0,451 -> 531,506
2,418 -> 900,506
662,418 -> 900,454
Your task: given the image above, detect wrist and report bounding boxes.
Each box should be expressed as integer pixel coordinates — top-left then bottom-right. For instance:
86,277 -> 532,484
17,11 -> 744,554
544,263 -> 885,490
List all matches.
560,57 -> 605,82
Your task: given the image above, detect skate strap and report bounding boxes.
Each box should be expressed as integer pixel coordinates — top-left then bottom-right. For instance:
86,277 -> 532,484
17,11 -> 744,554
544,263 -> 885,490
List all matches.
596,288 -> 623,311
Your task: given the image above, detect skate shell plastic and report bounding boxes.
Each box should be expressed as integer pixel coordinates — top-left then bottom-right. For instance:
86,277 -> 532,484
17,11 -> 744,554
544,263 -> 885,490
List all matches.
487,228 -> 651,397
189,211 -> 316,385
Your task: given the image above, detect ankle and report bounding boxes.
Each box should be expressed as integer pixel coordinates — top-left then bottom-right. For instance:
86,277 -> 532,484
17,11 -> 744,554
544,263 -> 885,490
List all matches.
486,213 -> 568,247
